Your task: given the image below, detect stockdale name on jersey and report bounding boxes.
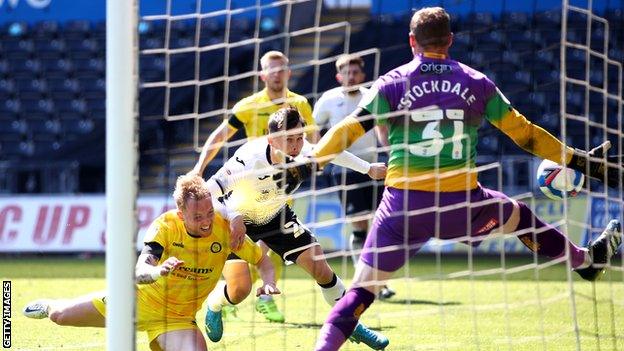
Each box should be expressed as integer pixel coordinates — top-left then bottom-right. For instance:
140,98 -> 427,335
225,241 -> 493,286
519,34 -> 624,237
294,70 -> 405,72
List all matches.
398,79 -> 477,109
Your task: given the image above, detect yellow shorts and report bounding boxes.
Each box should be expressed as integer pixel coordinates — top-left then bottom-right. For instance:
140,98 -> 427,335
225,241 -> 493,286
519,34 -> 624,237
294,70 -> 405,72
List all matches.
91,292 -> 198,349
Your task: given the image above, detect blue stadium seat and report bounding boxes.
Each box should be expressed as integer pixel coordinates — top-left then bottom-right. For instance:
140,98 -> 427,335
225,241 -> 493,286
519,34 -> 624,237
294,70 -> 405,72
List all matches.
85,98 -> 105,118
10,59 -> 41,77
47,78 -> 79,100
534,10 -> 561,29
140,55 -> 166,71
501,12 -> 530,29
140,37 -> 164,50
0,60 -> 9,75
465,12 -> 494,28
72,58 -> 104,74
54,98 -> 87,115
93,21 -> 106,39
62,20 -> 91,40
60,116 -> 95,135
14,78 -> 46,95
0,79 -> 15,96
533,29 -> 559,48
32,21 -> 59,38
34,38 -> 65,57
0,99 -> 21,115
532,68 -> 557,86
0,138 -> 28,158
25,113 -> 61,135
40,58 -> 72,78
76,77 -> 105,94
3,38 -> 34,59
504,30 -> 534,52
21,98 -> 54,114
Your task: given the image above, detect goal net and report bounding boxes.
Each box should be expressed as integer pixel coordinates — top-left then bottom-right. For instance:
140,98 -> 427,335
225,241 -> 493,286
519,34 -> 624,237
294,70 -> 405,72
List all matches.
136,0 -> 623,349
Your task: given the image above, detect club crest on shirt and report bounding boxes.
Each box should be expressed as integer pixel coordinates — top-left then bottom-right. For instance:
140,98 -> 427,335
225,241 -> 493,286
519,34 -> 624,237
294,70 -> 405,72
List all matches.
210,242 -> 222,253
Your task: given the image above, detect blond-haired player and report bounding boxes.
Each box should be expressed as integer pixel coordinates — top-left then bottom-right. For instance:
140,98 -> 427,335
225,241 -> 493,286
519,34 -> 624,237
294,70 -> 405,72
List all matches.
22,174 -> 279,351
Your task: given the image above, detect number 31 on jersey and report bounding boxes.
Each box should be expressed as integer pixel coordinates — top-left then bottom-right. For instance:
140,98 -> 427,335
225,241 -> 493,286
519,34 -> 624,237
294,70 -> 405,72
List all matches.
409,108 -> 465,160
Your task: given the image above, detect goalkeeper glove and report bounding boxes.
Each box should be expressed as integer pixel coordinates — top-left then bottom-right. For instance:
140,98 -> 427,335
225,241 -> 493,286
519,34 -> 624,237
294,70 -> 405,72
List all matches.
567,141 -> 622,188
272,156 -> 316,195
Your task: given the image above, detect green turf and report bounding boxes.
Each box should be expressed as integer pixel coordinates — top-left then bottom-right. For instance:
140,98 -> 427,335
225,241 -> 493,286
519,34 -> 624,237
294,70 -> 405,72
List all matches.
3,255 -> 623,350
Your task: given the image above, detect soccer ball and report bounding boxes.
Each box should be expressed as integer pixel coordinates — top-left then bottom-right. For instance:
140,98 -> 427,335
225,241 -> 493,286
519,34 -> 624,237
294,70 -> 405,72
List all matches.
536,159 -> 585,200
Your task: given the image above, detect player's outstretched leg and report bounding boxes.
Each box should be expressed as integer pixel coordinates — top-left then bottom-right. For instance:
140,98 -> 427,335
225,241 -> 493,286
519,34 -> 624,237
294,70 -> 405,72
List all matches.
23,294 -> 105,327
23,300 -> 51,319
514,201 -> 590,268
575,219 -> 622,281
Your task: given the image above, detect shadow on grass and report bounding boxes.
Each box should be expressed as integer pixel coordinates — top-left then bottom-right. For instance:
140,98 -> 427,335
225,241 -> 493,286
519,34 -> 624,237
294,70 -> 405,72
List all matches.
379,299 -> 461,306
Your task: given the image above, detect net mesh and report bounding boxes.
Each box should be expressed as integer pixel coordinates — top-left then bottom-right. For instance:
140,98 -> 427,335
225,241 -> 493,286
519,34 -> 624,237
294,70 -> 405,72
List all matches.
137,1 -> 623,349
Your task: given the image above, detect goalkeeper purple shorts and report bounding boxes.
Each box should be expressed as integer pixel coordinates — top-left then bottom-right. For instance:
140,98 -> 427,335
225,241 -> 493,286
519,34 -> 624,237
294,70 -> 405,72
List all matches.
361,185 -> 516,272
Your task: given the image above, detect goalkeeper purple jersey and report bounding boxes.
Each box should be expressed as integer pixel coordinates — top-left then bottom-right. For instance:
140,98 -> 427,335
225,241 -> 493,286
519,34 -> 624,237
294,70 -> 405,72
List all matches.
360,52 -> 511,191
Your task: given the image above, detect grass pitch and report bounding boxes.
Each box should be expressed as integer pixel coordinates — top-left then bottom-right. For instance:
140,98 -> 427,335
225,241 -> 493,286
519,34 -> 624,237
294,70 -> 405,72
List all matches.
3,255 -> 623,351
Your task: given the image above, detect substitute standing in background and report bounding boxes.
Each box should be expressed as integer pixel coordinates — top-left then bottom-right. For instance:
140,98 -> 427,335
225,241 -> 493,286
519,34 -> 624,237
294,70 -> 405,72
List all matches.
313,54 -> 394,299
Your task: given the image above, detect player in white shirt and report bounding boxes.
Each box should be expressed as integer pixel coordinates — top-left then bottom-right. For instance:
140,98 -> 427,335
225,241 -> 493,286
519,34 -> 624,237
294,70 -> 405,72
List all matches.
203,107 -> 389,350
313,54 -> 395,299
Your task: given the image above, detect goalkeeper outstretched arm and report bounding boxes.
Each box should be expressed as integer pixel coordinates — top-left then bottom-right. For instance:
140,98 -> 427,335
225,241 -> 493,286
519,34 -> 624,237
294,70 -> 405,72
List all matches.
486,90 -> 622,188
312,107 -> 374,167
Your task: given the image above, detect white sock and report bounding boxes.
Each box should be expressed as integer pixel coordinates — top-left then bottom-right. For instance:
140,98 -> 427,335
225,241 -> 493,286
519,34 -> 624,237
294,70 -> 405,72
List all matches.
580,248 -> 592,268
350,232 -> 366,267
319,274 -> 345,306
207,281 -> 232,312
258,294 -> 274,302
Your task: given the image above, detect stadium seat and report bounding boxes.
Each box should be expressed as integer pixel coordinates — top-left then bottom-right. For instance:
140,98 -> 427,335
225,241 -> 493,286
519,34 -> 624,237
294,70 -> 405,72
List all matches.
504,30 -> 534,52
531,68 -> 557,86
14,78 -> 46,95
3,38 -> 34,60
0,99 -> 21,115
465,12 -> 494,29
32,21 -> 59,38
40,58 -> 72,78
140,37 -> 164,50
47,78 -> 79,100
85,98 -> 105,118
0,137 -> 27,158
21,97 -> 54,115
534,10 -> 561,29
34,38 -> 65,58
62,20 -> 92,40
60,116 -> 95,135
501,12 -> 530,30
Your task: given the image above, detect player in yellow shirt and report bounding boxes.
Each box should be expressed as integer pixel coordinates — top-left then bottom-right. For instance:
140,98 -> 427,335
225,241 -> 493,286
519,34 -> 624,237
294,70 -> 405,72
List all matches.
191,50 -> 319,177
22,174 -> 279,351
190,50 -> 319,323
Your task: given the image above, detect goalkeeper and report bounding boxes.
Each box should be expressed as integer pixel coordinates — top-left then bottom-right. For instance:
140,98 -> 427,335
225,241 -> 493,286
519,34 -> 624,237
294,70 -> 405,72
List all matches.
22,174 -> 279,351
202,106 -> 389,350
291,7 -> 622,350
